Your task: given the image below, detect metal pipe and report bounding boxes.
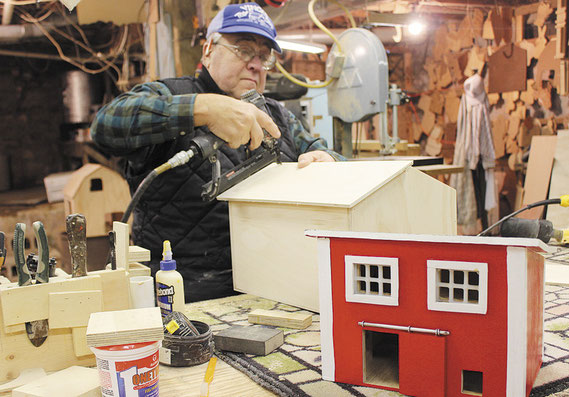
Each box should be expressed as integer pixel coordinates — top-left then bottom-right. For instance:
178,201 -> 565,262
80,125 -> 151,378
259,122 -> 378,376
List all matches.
358,321 -> 450,336
0,13 -> 78,43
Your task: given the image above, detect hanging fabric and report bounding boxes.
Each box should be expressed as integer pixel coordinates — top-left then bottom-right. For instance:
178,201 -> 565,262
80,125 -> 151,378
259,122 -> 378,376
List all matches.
450,74 -> 497,233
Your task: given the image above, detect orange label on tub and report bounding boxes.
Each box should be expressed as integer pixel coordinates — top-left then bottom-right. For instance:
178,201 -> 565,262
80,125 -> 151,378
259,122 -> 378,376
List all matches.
114,351 -> 159,396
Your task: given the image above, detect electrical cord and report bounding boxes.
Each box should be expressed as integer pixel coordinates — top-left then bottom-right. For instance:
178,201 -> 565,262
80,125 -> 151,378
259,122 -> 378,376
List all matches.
478,196 -> 568,237
275,0 -> 356,89
120,152 -> 198,224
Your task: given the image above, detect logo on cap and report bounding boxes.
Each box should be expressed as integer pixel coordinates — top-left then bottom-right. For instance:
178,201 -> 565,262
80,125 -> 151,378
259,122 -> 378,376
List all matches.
233,4 -> 273,29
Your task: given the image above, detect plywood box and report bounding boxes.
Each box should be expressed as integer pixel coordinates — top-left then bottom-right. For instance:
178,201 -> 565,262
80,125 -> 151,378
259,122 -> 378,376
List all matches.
217,161 -> 457,311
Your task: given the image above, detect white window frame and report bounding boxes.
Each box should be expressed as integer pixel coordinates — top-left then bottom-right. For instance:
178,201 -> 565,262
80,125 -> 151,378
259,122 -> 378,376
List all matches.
427,260 -> 488,314
345,255 -> 399,306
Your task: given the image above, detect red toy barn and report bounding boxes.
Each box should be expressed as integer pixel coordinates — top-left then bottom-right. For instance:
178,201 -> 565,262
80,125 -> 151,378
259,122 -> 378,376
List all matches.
306,230 -> 551,397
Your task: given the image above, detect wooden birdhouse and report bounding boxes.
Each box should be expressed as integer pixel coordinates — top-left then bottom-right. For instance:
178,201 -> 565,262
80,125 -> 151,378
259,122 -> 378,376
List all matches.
217,161 -> 457,311
63,164 -> 131,238
306,230 -> 550,397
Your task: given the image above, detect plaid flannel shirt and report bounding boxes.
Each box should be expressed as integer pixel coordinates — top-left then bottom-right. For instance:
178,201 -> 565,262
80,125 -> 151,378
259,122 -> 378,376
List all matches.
91,81 -> 342,161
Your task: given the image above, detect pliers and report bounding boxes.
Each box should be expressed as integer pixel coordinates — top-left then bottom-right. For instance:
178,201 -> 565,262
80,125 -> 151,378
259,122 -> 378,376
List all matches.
13,221 -> 50,286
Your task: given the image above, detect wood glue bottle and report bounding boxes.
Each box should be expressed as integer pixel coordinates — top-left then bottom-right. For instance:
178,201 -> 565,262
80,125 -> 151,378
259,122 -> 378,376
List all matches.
156,240 -> 185,318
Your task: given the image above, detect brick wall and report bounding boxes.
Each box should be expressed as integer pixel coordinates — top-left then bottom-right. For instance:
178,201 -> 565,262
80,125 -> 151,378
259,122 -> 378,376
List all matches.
0,57 -> 68,190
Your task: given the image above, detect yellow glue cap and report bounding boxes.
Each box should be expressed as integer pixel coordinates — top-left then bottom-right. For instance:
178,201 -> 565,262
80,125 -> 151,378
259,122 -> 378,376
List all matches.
162,240 -> 172,261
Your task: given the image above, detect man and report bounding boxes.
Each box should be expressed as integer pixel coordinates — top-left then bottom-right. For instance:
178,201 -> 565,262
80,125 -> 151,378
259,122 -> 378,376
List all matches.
91,3 -> 341,302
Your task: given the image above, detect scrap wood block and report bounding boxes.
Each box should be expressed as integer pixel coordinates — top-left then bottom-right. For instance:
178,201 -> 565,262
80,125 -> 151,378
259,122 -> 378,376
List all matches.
86,306 -> 163,347
0,275 -> 102,330
48,290 -> 102,329
248,309 -> 313,329
12,366 -> 100,397
129,245 -> 151,263
214,325 -> 283,355
87,268 -> 130,311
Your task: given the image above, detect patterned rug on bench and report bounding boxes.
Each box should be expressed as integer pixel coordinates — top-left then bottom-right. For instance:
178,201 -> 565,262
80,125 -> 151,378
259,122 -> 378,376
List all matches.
184,283 -> 569,397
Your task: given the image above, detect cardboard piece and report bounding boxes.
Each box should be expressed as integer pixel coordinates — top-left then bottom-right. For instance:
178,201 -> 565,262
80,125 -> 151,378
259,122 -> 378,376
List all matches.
464,46 -> 486,77
76,0 -> 147,25
425,125 -> 443,156
535,39 -> 560,90
421,110 -> 436,135
445,54 -> 463,82
445,93 -> 461,123
482,12 -> 495,40
547,130 -> 569,229
417,95 -> 432,112
519,135 -> 558,220
492,114 -> 508,159
488,44 -> 527,93
520,79 -> 537,105
535,2 -> 553,27
430,91 -> 444,115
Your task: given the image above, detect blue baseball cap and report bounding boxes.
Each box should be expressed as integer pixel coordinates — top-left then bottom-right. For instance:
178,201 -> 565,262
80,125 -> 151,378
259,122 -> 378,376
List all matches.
206,3 -> 282,53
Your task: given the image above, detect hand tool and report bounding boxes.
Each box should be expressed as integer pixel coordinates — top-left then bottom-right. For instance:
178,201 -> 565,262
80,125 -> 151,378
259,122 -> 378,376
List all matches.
108,230 -> 116,270
200,89 -> 281,201
163,311 -> 200,337
0,231 -> 6,270
120,90 -> 282,222
199,357 -> 217,397
66,214 -> 88,277
33,221 -> 50,284
13,222 -> 50,347
13,223 -> 32,286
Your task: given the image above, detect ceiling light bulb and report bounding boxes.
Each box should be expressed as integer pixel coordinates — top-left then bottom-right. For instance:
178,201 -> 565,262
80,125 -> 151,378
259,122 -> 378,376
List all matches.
408,21 -> 426,36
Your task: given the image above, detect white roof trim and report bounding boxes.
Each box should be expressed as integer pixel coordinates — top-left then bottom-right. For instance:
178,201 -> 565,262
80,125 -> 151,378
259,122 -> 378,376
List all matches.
304,230 -> 553,253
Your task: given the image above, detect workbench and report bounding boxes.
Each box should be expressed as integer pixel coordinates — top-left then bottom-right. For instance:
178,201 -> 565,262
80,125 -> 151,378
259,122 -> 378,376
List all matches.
3,254 -> 569,396
167,282 -> 569,397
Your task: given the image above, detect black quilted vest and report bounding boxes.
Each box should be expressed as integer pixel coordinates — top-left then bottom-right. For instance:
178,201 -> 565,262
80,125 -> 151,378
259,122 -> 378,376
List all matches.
126,67 -> 298,302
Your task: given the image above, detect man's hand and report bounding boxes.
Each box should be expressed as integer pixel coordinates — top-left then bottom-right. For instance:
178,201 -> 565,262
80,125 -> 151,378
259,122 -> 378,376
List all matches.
297,150 -> 335,168
194,94 -> 280,150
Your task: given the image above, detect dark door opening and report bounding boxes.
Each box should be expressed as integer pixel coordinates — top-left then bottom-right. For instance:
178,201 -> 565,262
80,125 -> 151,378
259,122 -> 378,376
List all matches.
363,330 -> 399,388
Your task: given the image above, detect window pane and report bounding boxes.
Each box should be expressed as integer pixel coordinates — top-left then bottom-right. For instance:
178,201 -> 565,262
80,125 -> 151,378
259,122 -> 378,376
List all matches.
383,283 -> 391,295
453,288 -> 464,301
453,270 -> 464,284
370,282 -> 379,294
468,289 -> 479,303
440,269 -> 450,283
468,271 -> 479,286
370,265 -> 379,278
358,280 -> 366,293
359,264 -> 366,277
382,266 -> 391,279
439,286 -> 449,301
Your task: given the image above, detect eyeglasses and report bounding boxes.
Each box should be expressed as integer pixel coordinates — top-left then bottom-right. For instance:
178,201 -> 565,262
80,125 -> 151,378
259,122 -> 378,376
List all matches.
214,42 -> 276,71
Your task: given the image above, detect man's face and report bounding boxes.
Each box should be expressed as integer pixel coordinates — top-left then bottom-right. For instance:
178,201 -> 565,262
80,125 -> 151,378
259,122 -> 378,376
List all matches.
202,33 -> 272,99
